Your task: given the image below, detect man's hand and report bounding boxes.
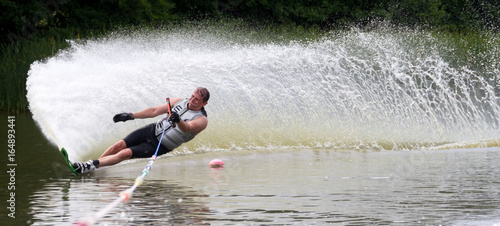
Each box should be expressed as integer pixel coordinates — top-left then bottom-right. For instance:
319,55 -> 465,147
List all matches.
169,111 -> 180,123
113,113 -> 134,123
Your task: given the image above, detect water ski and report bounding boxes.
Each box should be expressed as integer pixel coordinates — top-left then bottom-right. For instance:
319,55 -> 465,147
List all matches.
60,148 -> 79,176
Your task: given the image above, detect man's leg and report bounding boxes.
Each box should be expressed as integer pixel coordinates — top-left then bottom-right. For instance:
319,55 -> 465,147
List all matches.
97,146 -> 133,167
100,140 -> 127,158
98,124 -> 154,165
72,140 -> 132,174
72,124 -> 155,174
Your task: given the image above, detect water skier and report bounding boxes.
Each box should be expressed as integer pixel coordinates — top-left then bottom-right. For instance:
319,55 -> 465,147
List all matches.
71,87 -> 210,174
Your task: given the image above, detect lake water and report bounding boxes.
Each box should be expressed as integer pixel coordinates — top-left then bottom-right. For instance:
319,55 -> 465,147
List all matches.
1,113 -> 499,225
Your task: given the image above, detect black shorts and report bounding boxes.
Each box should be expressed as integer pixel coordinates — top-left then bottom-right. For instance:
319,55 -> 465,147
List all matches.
123,123 -> 171,159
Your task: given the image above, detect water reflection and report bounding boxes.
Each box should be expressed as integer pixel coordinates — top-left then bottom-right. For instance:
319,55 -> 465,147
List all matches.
30,178 -> 211,225
29,148 -> 500,225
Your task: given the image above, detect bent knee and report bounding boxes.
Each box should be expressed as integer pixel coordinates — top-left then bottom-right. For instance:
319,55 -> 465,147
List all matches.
113,140 -> 128,149
117,149 -> 133,160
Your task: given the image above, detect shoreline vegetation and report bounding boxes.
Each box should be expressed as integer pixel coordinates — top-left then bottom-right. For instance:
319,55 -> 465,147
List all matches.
1,0 -> 499,112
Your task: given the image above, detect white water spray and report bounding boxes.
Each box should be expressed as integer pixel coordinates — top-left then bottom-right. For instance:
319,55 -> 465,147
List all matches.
27,26 -> 500,161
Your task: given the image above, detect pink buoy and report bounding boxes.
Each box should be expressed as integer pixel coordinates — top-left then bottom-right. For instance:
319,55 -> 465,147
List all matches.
208,159 -> 225,168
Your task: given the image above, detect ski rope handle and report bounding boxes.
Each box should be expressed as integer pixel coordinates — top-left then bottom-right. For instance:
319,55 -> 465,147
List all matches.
166,98 -> 176,128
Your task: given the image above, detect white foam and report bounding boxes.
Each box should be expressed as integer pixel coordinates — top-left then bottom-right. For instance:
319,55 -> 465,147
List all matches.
27,27 -> 500,160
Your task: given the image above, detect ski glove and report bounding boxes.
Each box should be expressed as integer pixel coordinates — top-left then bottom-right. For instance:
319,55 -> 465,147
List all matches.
169,111 -> 180,123
113,113 -> 134,123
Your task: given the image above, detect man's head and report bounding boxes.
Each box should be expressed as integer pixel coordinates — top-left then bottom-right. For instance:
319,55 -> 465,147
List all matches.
189,87 -> 210,110
195,87 -> 210,102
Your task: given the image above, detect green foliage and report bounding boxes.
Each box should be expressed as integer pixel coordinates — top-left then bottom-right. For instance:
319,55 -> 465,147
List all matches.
1,0 -> 498,47
0,0 -> 53,47
0,32 -> 71,112
53,0 -> 176,30
172,0 -> 499,32
442,0 -> 500,31
390,0 -> 448,27
242,0 -> 341,24
0,0 -> 176,46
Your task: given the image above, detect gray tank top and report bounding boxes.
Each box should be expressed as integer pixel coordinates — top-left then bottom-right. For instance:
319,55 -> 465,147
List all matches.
155,99 -> 207,150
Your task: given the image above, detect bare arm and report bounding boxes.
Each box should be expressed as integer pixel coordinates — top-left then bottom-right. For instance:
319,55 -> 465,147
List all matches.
177,116 -> 208,134
131,98 -> 183,119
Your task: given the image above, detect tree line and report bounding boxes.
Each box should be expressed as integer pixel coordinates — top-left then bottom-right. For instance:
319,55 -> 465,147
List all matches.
1,0 -> 499,47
